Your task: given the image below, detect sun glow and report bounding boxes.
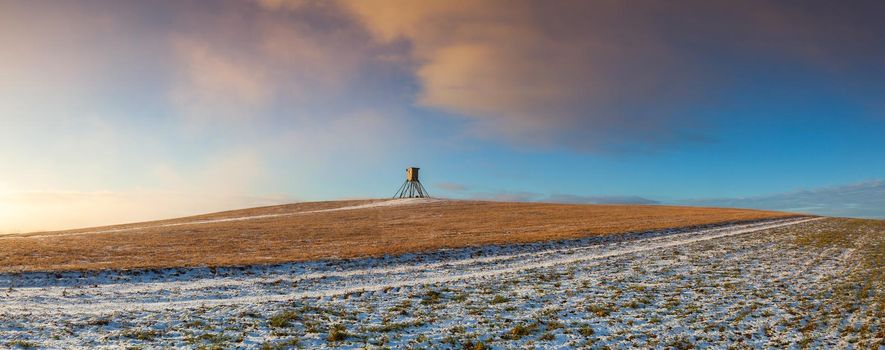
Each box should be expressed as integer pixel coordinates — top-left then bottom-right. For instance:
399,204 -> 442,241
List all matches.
0,182 -> 15,234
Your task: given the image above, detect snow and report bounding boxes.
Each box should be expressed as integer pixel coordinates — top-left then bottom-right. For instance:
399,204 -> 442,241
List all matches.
1,216 -> 881,349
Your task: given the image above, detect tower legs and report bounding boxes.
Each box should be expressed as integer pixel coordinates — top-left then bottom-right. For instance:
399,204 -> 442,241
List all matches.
394,180 -> 431,198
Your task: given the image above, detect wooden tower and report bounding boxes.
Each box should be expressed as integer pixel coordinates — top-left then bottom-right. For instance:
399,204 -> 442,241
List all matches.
394,167 -> 430,198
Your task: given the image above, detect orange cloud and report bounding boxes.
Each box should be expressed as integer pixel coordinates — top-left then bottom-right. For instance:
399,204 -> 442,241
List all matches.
169,1 -> 377,123
339,0 -> 885,150
254,0 -> 310,11
171,38 -> 273,121
338,1 -> 698,149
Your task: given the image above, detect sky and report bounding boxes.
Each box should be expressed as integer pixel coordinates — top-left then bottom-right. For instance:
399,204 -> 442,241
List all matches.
1,0 -> 884,232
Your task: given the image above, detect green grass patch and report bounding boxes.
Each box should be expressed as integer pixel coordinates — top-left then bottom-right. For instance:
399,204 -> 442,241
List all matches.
268,310 -> 299,328
490,295 -> 509,304
327,323 -> 349,342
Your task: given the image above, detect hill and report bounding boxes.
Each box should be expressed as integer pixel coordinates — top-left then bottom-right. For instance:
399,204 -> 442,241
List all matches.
0,199 -> 798,272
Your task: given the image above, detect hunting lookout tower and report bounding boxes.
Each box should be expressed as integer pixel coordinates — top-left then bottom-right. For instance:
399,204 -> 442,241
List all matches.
394,167 -> 430,198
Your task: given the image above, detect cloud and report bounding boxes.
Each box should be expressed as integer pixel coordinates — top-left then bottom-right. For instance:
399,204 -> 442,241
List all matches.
268,109 -> 415,183
469,191 -> 542,203
337,1 -> 715,150
0,1 -> 168,112
11,0 -> 881,153
166,0 -> 394,124
152,149 -> 270,195
677,180 -> 885,219
546,194 -> 660,205
170,39 -> 273,121
2,0 -> 882,232
254,0 -> 311,11
467,191 -> 658,205
436,182 -> 468,192
339,0 -> 885,151
0,1 -> 421,233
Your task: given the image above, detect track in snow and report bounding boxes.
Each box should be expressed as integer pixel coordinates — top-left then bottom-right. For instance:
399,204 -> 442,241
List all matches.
4,215 -> 877,350
0,216 -> 816,315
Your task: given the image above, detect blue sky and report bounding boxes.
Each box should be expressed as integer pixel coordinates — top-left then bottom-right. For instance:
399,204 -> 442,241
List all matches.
1,0 -> 883,232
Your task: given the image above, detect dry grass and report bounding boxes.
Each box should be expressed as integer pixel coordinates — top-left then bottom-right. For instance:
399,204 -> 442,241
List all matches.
0,200 -> 798,272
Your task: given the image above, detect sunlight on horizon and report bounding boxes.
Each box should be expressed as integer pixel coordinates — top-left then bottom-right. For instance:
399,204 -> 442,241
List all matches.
0,187 -> 291,234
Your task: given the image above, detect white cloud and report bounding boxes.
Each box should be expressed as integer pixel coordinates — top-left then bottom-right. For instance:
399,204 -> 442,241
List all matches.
678,180 -> 885,219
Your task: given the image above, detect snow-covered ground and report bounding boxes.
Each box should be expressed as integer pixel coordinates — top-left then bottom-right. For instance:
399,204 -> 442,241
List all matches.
1,216 -> 882,349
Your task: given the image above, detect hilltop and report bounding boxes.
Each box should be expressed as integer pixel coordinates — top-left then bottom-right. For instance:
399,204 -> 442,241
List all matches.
0,199 -> 797,272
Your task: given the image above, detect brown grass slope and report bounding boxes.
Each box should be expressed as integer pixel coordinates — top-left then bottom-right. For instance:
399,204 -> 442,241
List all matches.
0,200 -> 799,273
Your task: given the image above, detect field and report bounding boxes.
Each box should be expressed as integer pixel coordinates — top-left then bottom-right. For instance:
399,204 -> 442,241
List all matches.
1,215 -> 882,349
0,199 -> 793,272
1,199 -> 881,349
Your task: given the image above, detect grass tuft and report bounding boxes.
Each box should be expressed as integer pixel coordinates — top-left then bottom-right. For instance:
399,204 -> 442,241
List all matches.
327,323 -> 349,342
268,310 -> 299,328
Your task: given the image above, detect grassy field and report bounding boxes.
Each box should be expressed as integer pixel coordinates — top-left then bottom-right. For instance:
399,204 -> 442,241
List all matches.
3,217 -> 880,348
0,199 -> 797,272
